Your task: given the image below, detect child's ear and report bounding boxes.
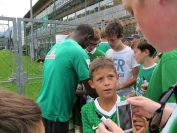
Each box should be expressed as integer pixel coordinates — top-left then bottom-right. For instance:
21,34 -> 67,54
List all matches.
88,79 -> 95,89
144,49 -> 150,56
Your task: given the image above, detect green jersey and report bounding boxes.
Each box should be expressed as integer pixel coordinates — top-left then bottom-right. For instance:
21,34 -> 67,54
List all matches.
81,95 -> 126,133
37,39 -> 90,122
135,64 -> 157,96
168,117 -> 177,133
97,42 -> 111,53
145,49 -> 177,104
87,48 -> 105,62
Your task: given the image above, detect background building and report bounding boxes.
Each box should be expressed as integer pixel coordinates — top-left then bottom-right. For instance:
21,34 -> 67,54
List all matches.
23,0 -> 137,59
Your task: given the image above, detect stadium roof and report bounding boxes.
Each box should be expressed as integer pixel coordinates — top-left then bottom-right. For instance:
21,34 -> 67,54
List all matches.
23,0 -> 52,18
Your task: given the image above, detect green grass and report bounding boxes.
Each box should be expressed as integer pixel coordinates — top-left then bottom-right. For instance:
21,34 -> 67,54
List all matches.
0,50 -> 43,100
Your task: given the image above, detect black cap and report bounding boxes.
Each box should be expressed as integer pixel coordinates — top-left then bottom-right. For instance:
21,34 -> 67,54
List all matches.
128,34 -> 141,39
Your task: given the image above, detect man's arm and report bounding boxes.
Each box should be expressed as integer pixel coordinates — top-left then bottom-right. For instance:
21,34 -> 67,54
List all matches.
117,66 -> 139,90
82,79 -> 98,98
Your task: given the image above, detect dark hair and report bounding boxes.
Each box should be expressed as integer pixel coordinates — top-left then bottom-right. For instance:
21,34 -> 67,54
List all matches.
137,38 -> 156,57
75,24 -> 94,39
89,57 -> 117,79
0,89 -> 42,133
105,18 -> 123,38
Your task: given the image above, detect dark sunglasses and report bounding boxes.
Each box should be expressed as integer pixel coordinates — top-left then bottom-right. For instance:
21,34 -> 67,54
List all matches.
149,83 -> 177,133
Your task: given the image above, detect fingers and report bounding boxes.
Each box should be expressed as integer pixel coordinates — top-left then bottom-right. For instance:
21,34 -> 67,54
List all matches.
98,122 -> 112,133
127,96 -> 146,106
106,119 -> 124,132
133,115 -> 148,131
141,88 -> 146,93
98,119 -> 124,133
136,127 -> 146,133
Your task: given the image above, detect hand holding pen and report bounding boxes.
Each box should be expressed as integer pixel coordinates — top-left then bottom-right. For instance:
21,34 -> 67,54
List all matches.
141,77 -> 149,93
96,119 -> 124,133
95,111 -> 123,133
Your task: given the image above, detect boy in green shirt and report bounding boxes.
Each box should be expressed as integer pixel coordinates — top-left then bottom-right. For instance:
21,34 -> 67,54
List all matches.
85,27 -> 105,62
97,27 -> 111,53
127,38 -> 157,97
81,57 -> 147,133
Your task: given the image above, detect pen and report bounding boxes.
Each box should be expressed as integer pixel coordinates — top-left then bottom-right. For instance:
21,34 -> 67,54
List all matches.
143,77 -> 147,83
95,111 -> 109,129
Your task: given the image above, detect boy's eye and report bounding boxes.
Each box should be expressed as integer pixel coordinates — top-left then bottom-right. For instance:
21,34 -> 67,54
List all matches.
108,75 -> 114,78
97,78 -> 103,81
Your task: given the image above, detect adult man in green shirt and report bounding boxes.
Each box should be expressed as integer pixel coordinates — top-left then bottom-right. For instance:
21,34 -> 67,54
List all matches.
37,24 -> 97,133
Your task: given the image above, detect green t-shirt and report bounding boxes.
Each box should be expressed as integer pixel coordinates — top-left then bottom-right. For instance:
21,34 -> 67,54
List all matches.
81,96 -> 126,133
97,42 -> 111,53
168,117 -> 177,133
88,48 -> 105,62
145,49 -> 177,103
135,64 -> 157,96
37,39 -> 90,122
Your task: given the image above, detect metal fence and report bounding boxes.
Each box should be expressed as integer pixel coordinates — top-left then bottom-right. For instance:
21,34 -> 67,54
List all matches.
0,14 -> 136,100
0,16 -> 97,100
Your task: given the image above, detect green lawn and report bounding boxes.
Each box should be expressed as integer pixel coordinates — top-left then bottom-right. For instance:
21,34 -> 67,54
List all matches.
0,50 -> 43,100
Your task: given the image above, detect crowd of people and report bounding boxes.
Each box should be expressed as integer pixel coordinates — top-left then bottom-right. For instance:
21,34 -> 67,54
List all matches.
1,0 -> 177,133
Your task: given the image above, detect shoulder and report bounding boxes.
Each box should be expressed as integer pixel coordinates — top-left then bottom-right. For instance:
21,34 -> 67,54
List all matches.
81,102 -> 94,112
106,49 -> 113,54
161,49 -> 177,62
123,46 -> 134,54
96,49 -> 105,55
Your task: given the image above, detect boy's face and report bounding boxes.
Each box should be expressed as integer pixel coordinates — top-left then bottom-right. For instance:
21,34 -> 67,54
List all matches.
88,67 -> 119,99
133,47 -> 146,64
122,0 -> 177,52
86,39 -> 100,52
107,35 -> 121,50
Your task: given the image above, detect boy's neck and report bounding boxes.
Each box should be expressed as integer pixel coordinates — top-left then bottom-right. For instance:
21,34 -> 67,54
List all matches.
101,38 -> 107,42
113,42 -> 126,52
97,94 -> 117,112
143,57 -> 155,68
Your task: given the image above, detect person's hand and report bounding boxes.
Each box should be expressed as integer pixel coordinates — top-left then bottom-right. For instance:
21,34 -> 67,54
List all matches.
133,115 -> 148,133
126,92 -> 135,98
116,84 -> 123,90
127,96 -> 160,118
97,119 -> 124,133
141,82 -> 148,93
77,84 -> 82,90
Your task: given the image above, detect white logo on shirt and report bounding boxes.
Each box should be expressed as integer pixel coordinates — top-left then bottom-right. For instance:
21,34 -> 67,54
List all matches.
92,125 -> 98,130
86,59 -> 90,67
46,48 -> 56,59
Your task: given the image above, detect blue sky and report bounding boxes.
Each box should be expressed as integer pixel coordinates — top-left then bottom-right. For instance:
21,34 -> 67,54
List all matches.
0,0 -> 38,18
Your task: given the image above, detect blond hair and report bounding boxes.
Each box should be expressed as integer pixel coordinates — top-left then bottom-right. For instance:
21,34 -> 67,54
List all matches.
100,28 -> 106,39
93,27 -> 101,41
